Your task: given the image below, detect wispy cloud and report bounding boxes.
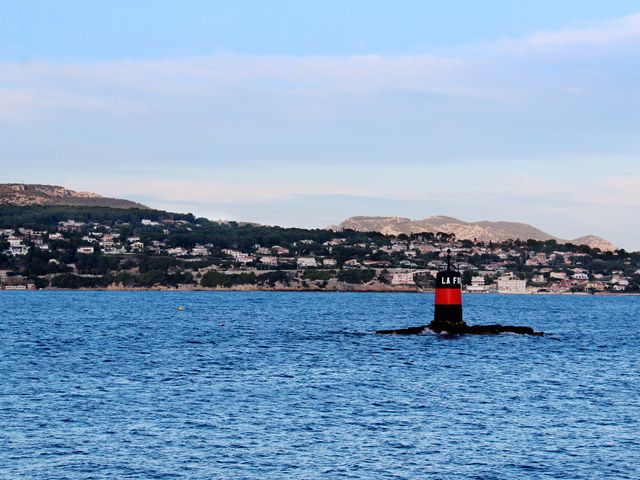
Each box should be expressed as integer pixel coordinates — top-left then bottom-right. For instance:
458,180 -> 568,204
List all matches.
0,86 -> 140,121
2,12 -> 640,121
2,12 -> 640,248
523,12 -> 640,48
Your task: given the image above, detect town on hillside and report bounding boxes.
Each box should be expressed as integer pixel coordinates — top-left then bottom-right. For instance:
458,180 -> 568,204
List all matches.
1,207 -> 638,293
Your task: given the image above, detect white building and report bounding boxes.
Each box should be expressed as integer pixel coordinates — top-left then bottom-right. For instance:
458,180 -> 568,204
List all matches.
572,272 -> 589,280
550,272 -> 568,280
7,237 -> 23,247
235,254 -> 253,264
322,258 -> 337,267
191,245 -> 209,256
167,247 -> 189,256
610,276 -> 630,286
58,220 -> 85,231
297,257 -> 317,268
77,246 -> 95,254
141,219 -> 161,226
103,247 -> 127,255
222,249 -> 253,264
259,256 -> 278,266
390,272 -> 415,286
7,246 -> 29,256
466,276 -> 487,292
497,277 -> 527,293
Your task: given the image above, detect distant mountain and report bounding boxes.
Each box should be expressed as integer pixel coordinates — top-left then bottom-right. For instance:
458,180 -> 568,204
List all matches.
331,215 -> 616,252
0,184 -> 148,209
571,235 -> 617,253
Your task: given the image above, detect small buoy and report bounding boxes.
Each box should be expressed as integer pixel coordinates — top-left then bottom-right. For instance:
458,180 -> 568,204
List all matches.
178,306 -> 184,311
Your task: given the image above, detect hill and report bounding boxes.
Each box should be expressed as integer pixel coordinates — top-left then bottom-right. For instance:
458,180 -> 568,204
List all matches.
0,184 -> 148,209
332,215 -> 616,251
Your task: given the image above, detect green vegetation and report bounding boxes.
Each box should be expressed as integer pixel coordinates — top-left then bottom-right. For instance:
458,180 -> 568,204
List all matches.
1,205 -> 638,293
302,270 -> 335,281
201,271 -> 256,288
337,269 -> 376,284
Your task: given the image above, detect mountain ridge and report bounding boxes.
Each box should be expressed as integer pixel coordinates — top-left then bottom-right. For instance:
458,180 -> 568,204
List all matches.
0,184 -> 148,210
0,184 -> 617,251
331,215 -> 616,252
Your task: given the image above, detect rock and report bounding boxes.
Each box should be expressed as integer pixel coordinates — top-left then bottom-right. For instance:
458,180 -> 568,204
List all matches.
376,325 -> 428,335
376,323 -> 543,336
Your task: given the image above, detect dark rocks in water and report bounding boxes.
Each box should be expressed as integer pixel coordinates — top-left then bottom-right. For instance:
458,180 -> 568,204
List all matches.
428,317 -> 543,336
376,323 -> 543,336
464,324 -> 543,336
376,325 -> 428,335
428,318 -> 466,334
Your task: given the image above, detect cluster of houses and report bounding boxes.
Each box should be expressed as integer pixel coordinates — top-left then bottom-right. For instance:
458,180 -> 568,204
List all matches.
1,219 -> 638,293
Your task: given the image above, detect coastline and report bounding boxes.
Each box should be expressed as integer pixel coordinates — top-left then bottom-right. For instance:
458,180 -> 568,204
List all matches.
4,286 -> 639,296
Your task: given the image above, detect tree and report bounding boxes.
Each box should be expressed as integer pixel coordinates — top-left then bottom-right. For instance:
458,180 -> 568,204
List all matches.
337,269 -> 375,284
137,269 -> 166,287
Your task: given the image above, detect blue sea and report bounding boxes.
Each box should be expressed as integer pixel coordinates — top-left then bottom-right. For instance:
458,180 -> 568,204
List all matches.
1,291 -> 639,479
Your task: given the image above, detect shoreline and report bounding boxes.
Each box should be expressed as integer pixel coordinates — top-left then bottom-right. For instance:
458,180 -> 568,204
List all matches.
3,286 -> 639,296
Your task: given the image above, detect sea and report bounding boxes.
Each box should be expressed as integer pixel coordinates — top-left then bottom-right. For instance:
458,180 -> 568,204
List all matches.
1,291 -> 639,479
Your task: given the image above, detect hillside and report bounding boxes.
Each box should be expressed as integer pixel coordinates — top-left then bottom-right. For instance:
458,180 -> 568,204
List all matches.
0,184 -> 148,209
2,205 -> 636,294
571,235 -> 617,253
332,215 -> 616,252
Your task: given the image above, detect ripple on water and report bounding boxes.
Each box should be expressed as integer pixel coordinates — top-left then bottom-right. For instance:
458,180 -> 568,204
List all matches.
0,291 -> 639,479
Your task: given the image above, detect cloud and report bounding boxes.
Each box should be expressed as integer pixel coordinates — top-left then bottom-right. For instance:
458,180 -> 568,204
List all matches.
2,12 -> 640,248
0,53 -> 464,96
1,12 -> 640,122
523,13 -> 640,48
0,86 -> 140,121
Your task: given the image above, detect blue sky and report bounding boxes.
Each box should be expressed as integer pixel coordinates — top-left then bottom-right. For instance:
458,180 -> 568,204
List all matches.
1,1 -> 640,249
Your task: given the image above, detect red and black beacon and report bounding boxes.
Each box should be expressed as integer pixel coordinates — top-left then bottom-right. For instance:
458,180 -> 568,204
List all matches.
429,249 -> 466,333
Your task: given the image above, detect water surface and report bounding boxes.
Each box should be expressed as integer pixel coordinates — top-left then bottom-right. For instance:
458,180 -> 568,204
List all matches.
1,292 -> 639,479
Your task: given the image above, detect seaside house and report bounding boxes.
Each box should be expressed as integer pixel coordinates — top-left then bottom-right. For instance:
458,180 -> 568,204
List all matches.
466,276 -> 488,292
58,220 -> 85,232
272,246 -> 290,255
259,256 -> 278,266
497,276 -> 527,293
191,245 -> 209,256
297,257 -> 317,268
141,219 -> 161,226
390,272 -> 415,286
167,247 -> 189,256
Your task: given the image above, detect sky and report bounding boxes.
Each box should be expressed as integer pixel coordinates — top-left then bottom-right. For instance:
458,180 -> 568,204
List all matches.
1,1 -> 639,249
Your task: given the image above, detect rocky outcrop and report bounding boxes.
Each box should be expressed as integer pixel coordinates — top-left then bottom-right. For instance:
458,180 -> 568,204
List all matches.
0,184 -> 148,209
376,323 -> 543,336
571,235 -> 617,252
332,215 -> 616,251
